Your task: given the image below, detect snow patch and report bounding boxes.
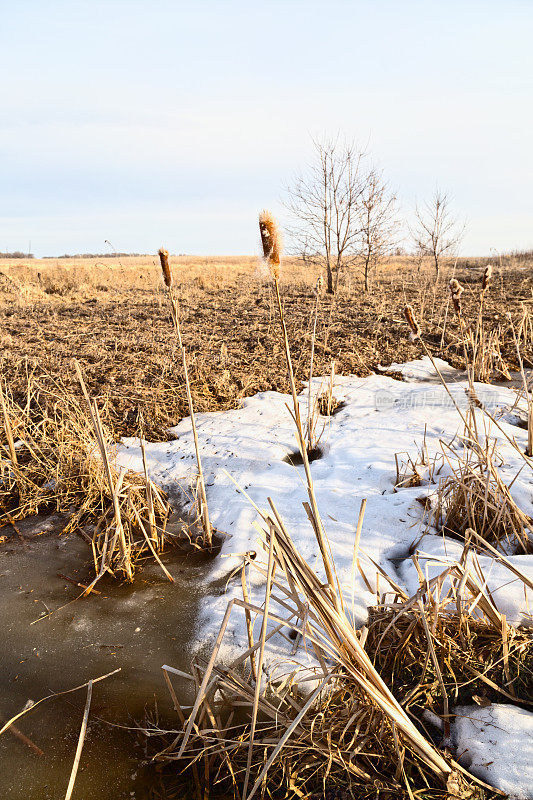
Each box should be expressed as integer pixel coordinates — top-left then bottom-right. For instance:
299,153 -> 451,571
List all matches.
453,704 -> 533,799
116,361 -> 533,666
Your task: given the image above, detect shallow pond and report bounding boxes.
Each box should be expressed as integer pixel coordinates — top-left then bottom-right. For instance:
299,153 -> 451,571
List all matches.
0,514 -> 212,799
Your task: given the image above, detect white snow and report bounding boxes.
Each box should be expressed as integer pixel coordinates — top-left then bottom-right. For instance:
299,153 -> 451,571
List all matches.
453,704 -> 533,799
115,357 -> 533,797
117,357 -> 533,651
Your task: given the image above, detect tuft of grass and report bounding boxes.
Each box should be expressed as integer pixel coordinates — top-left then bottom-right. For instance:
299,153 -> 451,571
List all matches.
153,504 -> 527,798
0,368 -> 173,586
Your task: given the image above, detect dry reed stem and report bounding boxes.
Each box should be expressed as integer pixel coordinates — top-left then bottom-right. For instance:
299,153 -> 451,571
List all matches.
64,680 -> 93,800
0,380 -> 18,466
0,669 -> 120,739
156,503 -> 531,797
242,528 -> 275,799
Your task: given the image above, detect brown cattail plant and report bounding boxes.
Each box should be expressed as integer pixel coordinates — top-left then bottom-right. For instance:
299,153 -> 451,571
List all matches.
481,263 -> 492,293
449,278 -> 464,314
159,247 -> 213,547
258,211 -> 337,598
158,248 -> 172,288
404,305 -> 421,339
315,274 -> 324,295
259,210 -> 281,280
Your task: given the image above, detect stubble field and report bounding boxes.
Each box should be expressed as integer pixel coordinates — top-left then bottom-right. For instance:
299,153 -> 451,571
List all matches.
1,253 -> 531,441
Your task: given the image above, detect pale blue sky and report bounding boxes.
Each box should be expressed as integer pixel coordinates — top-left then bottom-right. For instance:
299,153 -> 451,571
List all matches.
1,0 -> 532,256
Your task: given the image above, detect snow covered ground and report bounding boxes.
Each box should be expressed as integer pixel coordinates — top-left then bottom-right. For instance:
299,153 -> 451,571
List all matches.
453,704 -> 533,799
118,357 -> 533,638
117,356 -> 533,796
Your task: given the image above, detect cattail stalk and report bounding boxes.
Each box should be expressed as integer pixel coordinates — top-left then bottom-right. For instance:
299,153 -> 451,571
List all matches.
404,305 -> 421,339
259,212 -> 337,598
306,288 -> 321,448
158,248 -> 212,546
159,248 -> 172,288
473,264 -> 493,380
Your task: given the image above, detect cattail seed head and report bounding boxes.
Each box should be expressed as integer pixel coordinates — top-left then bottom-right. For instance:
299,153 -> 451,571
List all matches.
482,263 -> 493,293
315,274 -> 324,294
449,278 -> 464,314
404,305 -> 421,339
259,210 -> 282,280
158,248 -> 172,288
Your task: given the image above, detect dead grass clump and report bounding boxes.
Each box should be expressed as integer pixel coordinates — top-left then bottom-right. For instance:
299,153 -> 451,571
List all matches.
0,371 -> 173,585
434,456 -> 533,553
152,508 -> 522,799
41,272 -> 79,296
316,361 -> 341,417
367,606 -> 532,719
154,514 -> 531,798
155,502 -> 459,797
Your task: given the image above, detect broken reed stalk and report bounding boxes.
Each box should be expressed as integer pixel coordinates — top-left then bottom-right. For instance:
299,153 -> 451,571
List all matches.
242,527 -> 275,799
258,211 -> 336,597
0,669 -> 120,740
327,359 -> 336,416
64,680 -> 93,800
139,419 -> 161,551
529,399 -> 533,460
448,278 -> 482,440
158,248 -> 212,547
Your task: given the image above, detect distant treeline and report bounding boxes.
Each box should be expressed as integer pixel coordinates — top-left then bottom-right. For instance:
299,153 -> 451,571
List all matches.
0,251 -> 34,259
45,252 -> 146,259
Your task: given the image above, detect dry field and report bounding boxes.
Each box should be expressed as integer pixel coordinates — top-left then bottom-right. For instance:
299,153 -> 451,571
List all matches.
1,253 -> 531,441
1,251 -> 533,800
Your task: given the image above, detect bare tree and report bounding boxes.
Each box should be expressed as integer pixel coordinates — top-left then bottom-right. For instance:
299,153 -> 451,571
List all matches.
411,189 -> 465,278
285,137 -> 366,294
358,167 -> 398,291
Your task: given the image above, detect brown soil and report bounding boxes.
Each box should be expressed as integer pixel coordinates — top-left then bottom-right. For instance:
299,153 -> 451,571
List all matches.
1,256 -> 531,441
